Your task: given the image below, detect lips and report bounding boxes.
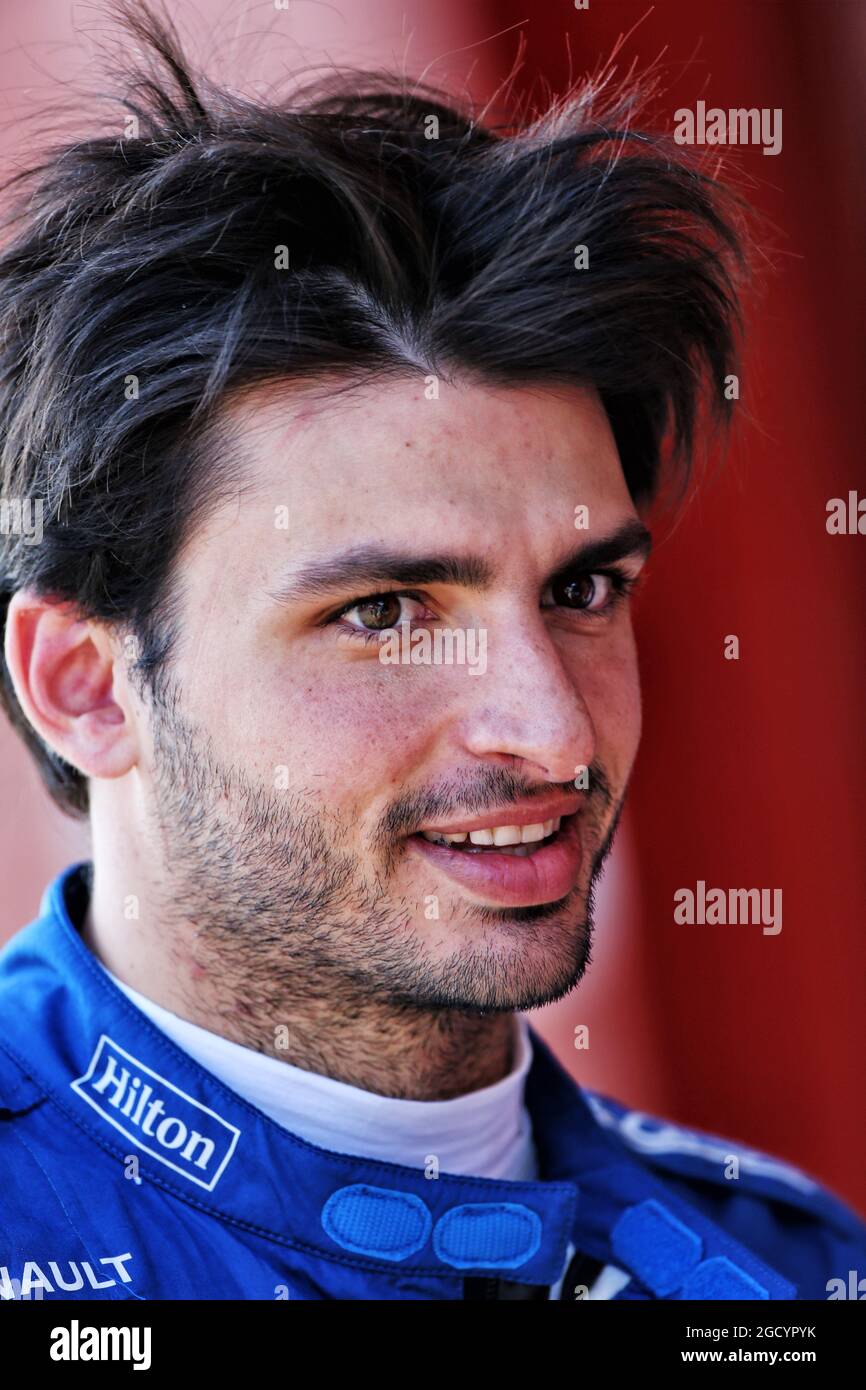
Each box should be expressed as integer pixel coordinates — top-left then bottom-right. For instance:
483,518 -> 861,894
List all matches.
415,795 -> 581,838
408,811 -> 583,907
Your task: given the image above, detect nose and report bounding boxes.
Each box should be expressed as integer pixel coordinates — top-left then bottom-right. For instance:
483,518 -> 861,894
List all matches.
457,620 -> 597,785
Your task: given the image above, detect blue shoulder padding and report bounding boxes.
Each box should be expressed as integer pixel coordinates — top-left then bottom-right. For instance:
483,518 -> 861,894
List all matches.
585,1088 -> 866,1240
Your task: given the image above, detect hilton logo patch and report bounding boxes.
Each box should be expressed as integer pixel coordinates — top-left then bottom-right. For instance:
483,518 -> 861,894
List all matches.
71,1035 -> 240,1191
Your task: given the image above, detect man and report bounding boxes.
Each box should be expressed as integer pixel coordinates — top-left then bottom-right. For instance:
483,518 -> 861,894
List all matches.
0,3 -> 863,1302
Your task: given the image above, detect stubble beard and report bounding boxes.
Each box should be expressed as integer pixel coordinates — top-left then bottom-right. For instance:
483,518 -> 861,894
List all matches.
144,678 -> 624,1031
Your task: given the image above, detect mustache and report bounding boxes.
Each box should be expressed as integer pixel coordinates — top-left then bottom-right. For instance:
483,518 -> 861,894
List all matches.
378,760 -> 613,843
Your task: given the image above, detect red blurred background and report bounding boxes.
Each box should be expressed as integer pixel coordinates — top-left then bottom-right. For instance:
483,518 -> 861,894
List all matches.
1,1 -> 864,1213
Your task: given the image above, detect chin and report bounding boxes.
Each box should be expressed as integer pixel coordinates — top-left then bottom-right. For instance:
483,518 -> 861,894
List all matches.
417,914 -> 592,1013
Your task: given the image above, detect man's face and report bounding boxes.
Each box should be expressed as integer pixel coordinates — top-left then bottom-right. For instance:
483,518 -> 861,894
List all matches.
136,378 -> 648,1015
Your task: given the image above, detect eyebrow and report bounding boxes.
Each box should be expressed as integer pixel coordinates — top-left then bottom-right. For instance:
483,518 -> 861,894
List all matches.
268,518 -> 652,606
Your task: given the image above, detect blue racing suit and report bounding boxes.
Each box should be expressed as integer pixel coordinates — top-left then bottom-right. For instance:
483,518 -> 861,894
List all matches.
0,862 -> 864,1301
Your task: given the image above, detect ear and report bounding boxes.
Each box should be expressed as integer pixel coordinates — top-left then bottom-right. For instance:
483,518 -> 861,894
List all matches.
3,590 -> 138,782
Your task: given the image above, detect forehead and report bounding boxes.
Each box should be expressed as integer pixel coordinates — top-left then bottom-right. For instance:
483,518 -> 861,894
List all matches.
218,376 -> 634,547
174,378 -> 641,619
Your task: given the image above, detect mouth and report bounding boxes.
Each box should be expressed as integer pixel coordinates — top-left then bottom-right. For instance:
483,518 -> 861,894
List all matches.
415,816 -> 564,857
407,812 -> 583,908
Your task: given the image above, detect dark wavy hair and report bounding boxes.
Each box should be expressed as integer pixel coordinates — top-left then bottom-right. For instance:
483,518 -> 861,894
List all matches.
0,0 -> 746,817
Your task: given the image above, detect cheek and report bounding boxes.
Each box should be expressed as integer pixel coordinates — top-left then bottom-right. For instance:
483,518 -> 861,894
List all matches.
252,661 -> 442,797
567,630 -> 642,768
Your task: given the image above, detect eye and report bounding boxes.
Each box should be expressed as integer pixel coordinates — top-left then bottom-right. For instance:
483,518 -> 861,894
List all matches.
545,572 -> 611,611
542,568 -> 638,619
334,591 -> 429,634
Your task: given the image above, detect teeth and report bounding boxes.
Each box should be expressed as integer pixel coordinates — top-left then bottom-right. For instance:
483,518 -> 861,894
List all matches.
420,816 -> 562,849
469,829 -> 495,846
519,823 -> 546,843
